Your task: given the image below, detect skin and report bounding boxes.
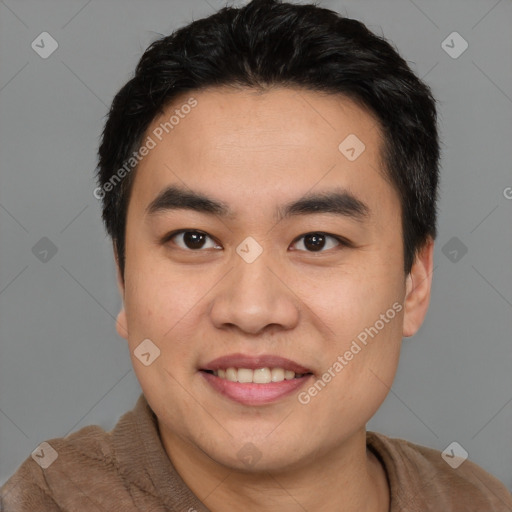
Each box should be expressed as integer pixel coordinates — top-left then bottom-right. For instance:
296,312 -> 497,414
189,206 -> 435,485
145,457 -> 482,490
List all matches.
114,86 -> 434,512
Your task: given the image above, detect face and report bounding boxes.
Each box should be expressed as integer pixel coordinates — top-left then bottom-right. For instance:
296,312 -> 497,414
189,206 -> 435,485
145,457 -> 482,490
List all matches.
115,87 -> 432,473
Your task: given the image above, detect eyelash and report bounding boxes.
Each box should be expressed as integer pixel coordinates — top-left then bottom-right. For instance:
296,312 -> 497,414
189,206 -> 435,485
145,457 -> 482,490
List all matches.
162,229 -> 351,253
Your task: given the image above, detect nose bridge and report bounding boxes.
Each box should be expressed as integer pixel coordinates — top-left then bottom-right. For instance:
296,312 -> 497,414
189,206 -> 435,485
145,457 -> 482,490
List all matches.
234,247 -> 275,302
209,242 -> 300,334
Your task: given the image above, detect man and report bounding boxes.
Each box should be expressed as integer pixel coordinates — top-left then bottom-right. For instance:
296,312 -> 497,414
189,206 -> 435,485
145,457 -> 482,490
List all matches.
2,0 -> 511,510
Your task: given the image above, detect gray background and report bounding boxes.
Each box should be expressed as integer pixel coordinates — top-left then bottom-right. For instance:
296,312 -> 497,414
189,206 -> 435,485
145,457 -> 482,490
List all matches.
1,0 -> 511,491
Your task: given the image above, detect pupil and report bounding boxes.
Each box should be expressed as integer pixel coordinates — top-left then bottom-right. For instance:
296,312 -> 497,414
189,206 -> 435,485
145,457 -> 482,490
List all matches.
184,232 -> 205,249
305,233 -> 325,251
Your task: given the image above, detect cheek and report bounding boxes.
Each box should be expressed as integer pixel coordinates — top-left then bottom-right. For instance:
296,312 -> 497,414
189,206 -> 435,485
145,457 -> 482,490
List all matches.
122,264 -> 217,383
310,264 -> 403,339
122,268 -> 203,396
303,303 -> 403,438
123,263 -> 202,336
308,261 -> 404,396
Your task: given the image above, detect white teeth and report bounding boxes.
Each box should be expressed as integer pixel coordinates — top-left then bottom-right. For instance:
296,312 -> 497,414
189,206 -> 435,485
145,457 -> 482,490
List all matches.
253,368 -> 272,384
237,368 -> 253,383
225,368 -> 237,382
271,368 -> 285,382
212,367 -> 308,383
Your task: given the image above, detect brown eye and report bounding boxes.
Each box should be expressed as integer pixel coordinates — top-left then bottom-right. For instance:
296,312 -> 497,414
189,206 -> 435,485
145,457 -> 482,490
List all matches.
167,230 -> 221,251
291,232 -> 343,252
183,232 -> 207,249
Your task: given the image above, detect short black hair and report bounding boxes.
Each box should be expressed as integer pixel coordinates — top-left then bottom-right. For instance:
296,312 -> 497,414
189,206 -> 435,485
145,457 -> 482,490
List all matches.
96,0 -> 440,279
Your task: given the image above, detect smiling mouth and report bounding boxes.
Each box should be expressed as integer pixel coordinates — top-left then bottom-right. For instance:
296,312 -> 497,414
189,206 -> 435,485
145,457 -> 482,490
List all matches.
201,367 -> 313,384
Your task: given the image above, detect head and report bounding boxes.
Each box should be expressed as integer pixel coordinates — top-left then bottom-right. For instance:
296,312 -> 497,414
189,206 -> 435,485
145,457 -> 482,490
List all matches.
96,0 -> 439,474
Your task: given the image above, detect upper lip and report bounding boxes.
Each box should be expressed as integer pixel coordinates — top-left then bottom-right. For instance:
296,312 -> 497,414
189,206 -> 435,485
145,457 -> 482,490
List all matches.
201,353 -> 313,374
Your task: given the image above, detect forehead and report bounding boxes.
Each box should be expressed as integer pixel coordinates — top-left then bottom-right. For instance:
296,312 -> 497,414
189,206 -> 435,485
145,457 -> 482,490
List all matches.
128,86 -> 396,222
151,86 -> 380,153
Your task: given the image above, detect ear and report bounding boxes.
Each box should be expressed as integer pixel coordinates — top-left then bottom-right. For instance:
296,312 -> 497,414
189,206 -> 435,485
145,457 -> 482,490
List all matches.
402,237 -> 434,338
113,243 -> 129,340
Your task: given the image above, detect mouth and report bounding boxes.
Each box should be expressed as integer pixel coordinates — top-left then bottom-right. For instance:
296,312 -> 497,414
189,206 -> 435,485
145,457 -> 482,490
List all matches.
199,354 -> 314,405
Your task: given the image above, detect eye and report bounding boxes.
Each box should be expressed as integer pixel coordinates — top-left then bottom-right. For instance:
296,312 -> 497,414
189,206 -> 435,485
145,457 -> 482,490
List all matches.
290,232 -> 345,252
165,230 -> 221,251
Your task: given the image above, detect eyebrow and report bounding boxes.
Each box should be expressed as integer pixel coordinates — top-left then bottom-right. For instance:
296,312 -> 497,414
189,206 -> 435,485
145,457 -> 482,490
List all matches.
145,184 -> 370,223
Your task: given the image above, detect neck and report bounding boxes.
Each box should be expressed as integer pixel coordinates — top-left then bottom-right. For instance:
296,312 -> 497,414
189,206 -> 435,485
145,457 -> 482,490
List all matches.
160,426 -> 389,512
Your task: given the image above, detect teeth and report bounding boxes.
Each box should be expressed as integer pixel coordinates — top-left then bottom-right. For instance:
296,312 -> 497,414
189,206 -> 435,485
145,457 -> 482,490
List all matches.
271,368 -> 284,382
237,368 -> 253,383
212,367 -> 307,383
225,368 -> 237,382
253,368 -> 271,383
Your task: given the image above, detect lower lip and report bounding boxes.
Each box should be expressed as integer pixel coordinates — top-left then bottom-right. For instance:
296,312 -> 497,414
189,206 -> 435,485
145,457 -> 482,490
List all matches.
200,371 -> 313,405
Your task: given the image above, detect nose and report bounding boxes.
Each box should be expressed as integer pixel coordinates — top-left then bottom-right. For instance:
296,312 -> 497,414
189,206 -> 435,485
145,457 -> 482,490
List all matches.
209,248 -> 300,335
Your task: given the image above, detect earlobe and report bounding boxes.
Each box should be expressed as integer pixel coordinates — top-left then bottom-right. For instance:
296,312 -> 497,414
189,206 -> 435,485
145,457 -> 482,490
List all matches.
116,308 -> 129,340
402,237 -> 434,338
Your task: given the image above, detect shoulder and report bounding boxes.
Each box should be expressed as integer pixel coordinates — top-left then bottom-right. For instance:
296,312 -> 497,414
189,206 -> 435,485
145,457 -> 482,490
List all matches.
0,397 -> 148,511
367,431 -> 512,511
1,424 -> 116,511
